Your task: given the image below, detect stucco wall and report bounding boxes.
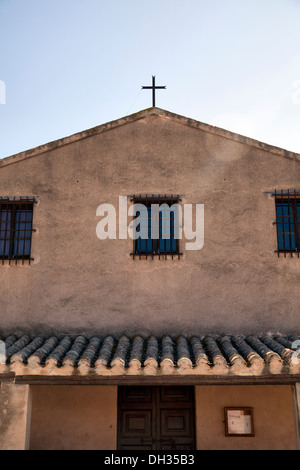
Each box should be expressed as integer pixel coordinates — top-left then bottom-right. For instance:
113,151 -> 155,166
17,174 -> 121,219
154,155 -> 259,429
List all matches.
0,383 -> 31,450
195,385 -> 297,450
29,384 -> 298,450
29,385 -> 117,450
0,113 -> 299,336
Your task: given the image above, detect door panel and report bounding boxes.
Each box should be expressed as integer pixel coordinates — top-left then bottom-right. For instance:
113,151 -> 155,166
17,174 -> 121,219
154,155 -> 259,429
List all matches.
120,386 -> 153,405
160,409 -> 191,436
121,410 -> 153,437
118,386 -> 195,450
160,386 -> 192,403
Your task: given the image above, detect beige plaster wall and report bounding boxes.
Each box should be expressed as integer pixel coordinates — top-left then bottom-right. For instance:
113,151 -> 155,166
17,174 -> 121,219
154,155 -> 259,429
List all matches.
195,385 -> 297,450
0,383 -> 31,450
0,114 -> 299,336
28,383 -> 298,450
29,385 -> 117,450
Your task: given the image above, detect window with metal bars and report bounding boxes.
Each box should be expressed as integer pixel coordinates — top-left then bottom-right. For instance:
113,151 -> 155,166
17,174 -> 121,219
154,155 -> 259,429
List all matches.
130,194 -> 182,259
274,190 -> 300,257
0,198 -> 35,264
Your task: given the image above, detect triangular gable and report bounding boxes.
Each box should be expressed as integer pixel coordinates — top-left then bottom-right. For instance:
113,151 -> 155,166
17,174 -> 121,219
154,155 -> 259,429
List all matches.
0,107 -> 299,169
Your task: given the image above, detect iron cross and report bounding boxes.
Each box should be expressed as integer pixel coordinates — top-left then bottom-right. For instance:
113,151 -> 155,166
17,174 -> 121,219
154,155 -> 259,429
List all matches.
142,76 -> 166,107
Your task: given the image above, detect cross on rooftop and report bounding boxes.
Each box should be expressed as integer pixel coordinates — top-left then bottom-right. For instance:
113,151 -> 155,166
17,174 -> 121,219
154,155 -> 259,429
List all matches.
142,76 -> 166,107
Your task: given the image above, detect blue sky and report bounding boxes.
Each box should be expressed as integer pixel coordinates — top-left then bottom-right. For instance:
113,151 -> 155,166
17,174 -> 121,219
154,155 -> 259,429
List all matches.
0,0 -> 300,158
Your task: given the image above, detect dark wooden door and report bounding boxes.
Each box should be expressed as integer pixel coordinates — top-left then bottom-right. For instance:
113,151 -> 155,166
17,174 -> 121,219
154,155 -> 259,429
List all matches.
118,386 -> 195,450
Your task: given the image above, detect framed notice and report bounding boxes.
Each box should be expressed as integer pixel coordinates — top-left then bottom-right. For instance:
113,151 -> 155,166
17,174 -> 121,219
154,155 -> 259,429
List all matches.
224,407 -> 254,437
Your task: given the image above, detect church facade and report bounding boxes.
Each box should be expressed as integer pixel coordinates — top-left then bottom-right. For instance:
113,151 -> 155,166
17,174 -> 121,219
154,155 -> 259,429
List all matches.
0,107 -> 299,450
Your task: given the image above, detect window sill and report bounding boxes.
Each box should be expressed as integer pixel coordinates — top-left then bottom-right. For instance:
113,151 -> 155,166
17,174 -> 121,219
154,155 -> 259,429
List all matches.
275,250 -> 300,258
0,257 -> 34,265
131,252 -> 183,260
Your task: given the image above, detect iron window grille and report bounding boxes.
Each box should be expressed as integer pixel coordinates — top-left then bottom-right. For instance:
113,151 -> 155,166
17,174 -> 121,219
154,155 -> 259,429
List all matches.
273,189 -> 300,257
0,197 -> 36,264
130,194 -> 183,259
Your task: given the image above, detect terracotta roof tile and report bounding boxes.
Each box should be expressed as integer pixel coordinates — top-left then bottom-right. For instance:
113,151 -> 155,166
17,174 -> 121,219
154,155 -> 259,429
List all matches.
1,332 -> 299,377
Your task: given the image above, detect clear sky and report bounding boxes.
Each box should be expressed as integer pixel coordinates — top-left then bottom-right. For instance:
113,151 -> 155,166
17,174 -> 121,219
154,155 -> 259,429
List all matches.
0,0 -> 300,158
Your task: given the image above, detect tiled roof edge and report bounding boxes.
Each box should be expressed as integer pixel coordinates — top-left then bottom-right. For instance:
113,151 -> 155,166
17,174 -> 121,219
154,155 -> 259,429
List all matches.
1,333 -> 299,378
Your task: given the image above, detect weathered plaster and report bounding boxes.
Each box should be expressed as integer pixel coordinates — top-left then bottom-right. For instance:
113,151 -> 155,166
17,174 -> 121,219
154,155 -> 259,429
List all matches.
195,385 -> 297,450
0,382 -> 31,450
0,111 -> 299,337
29,385 -> 117,450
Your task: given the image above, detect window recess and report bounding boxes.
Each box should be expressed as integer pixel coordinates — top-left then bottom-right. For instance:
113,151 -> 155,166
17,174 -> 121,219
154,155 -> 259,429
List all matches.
129,194 -> 183,260
273,189 -> 300,257
0,197 -> 37,265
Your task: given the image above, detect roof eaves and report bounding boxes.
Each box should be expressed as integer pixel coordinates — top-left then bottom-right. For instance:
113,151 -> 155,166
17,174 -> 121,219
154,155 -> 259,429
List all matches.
1,332 -> 299,380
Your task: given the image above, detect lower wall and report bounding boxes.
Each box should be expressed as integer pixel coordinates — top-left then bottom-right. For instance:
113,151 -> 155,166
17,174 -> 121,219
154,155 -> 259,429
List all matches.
29,384 -> 297,450
29,385 -> 117,450
195,385 -> 297,450
0,383 -> 31,450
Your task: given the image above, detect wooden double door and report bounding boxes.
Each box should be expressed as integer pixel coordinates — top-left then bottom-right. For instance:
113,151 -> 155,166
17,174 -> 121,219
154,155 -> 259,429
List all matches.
118,386 -> 195,450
